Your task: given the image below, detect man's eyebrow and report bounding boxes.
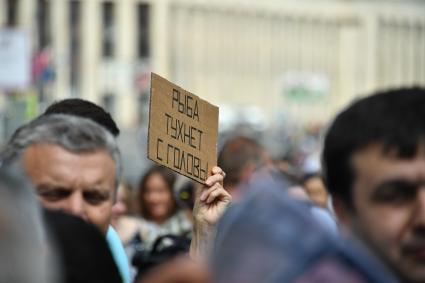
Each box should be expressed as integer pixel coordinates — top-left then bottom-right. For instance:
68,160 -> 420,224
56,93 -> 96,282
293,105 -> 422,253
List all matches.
374,179 -> 419,190
36,184 -> 70,191
85,187 -> 112,194
376,178 -> 416,190
370,179 -> 422,203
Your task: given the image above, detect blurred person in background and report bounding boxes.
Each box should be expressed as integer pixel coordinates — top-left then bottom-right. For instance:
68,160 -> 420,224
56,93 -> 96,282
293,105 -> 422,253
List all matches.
112,182 -> 134,227
283,171 -> 338,235
111,182 -> 153,281
44,209 -> 123,283
287,184 -> 311,202
302,173 -> 330,209
323,87 -> 425,283
132,165 -> 229,279
218,136 -> 272,201
218,135 -> 337,235
112,182 -> 142,243
136,165 -> 192,247
300,152 -> 332,210
0,166 -> 55,283
211,172 -> 397,283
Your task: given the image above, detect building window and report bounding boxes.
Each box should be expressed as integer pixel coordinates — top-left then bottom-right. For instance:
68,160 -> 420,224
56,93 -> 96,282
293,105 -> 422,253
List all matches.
137,4 -> 150,58
102,2 -> 115,58
69,0 -> 81,96
6,0 -> 19,26
37,0 -> 51,48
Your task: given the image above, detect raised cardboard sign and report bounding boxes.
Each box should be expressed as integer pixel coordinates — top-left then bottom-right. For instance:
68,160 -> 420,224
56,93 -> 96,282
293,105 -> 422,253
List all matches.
148,73 -> 219,184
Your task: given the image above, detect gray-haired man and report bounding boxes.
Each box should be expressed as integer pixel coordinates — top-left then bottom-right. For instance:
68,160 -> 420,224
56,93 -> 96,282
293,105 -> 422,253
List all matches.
0,114 -> 132,283
1,114 -> 120,235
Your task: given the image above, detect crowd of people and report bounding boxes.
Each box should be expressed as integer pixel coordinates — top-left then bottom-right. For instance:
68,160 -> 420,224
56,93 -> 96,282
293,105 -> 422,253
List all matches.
0,87 -> 425,283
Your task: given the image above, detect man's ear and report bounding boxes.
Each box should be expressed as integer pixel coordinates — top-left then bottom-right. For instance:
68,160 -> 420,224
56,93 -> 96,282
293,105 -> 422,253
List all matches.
332,197 -> 353,226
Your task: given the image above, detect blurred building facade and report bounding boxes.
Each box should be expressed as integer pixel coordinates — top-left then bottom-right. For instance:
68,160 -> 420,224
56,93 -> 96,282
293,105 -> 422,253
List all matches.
0,0 -> 424,131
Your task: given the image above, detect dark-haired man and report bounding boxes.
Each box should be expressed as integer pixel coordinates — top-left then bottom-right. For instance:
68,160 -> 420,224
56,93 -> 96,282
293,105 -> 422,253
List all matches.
323,87 -> 425,283
44,98 -> 120,136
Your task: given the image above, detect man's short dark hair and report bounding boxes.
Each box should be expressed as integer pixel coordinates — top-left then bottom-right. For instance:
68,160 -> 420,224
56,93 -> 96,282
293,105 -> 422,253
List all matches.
44,98 -> 120,136
218,136 -> 268,187
322,87 -> 425,207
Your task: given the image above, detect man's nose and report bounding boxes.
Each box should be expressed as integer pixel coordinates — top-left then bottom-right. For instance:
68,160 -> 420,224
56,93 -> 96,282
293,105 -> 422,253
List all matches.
66,193 -> 88,221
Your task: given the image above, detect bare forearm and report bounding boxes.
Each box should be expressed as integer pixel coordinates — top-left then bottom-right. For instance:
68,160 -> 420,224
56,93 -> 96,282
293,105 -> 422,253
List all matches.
190,222 -> 215,261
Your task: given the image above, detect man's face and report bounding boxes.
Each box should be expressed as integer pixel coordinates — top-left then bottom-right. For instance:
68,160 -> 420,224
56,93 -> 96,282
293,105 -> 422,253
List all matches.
22,143 -> 116,235
343,144 -> 425,283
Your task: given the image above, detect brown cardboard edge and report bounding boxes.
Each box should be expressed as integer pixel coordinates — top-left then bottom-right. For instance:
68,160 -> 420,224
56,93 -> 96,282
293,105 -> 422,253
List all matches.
147,72 -> 154,162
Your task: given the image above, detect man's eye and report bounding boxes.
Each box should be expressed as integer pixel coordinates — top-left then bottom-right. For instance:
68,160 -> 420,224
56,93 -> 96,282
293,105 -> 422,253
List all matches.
84,192 -> 109,205
372,182 -> 417,204
38,189 -> 70,202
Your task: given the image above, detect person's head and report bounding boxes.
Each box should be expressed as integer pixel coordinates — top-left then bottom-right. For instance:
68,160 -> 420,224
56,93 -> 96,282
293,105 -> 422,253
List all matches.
44,98 -> 120,137
302,173 -> 329,208
44,209 -> 123,283
138,165 -> 177,224
0,166 -> 54,283
0,114 -> 121,235
218,136 -> 271,199
322,87 -> 425,282
211,172 -> 397,283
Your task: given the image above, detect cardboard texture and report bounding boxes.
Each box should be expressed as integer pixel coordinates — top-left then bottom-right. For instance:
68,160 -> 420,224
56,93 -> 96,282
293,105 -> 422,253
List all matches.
148,73 -> 219,184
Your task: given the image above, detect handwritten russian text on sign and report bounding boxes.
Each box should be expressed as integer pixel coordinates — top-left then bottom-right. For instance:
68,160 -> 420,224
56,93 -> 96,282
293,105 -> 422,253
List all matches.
148,73 -> 219,184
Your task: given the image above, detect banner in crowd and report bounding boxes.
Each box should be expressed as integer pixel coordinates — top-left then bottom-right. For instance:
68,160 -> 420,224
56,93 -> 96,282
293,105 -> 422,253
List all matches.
148,73 -> 219,184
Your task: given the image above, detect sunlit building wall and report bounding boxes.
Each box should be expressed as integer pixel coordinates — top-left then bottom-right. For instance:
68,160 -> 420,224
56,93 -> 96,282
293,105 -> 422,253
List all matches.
0,0 -> 424,128
163,0 -> 425,124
